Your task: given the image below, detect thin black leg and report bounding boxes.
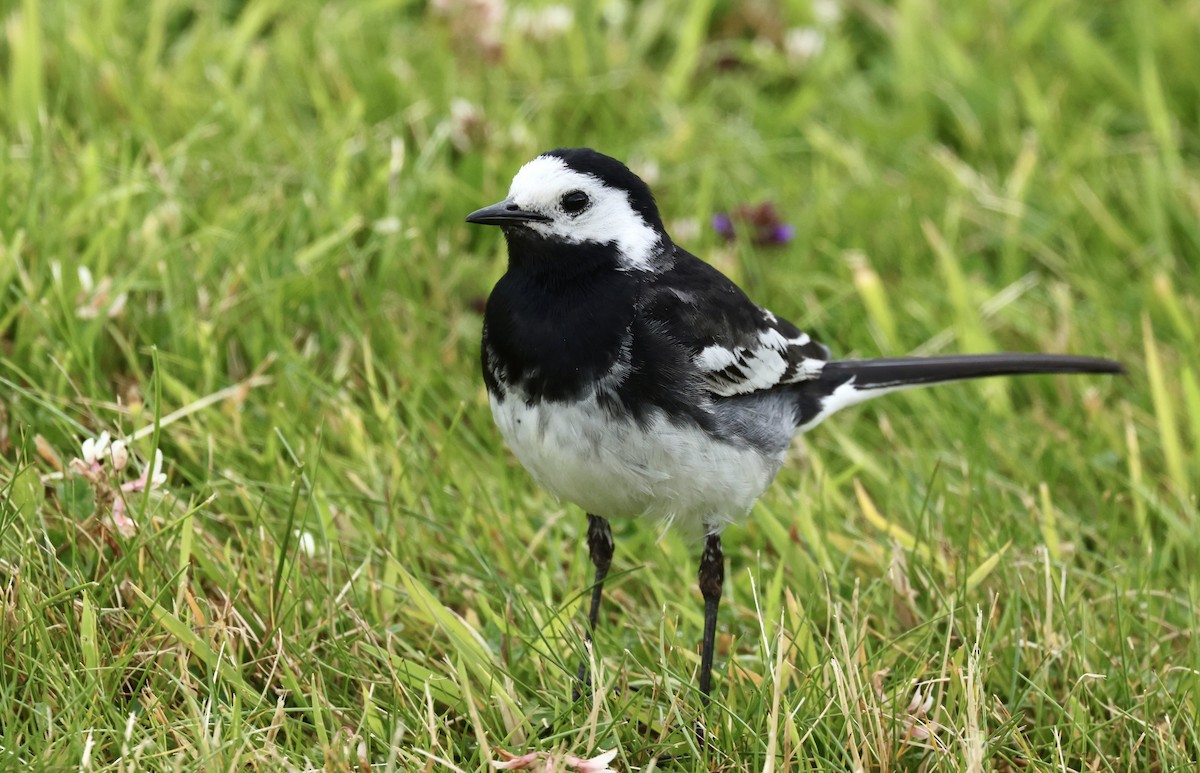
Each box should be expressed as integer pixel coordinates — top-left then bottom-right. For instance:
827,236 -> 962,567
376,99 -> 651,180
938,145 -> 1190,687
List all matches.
697,532 -> 724,704
574,514 -> 613,699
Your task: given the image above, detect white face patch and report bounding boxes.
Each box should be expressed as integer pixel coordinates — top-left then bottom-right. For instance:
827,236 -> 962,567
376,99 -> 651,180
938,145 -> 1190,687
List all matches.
506,155 -> 663,270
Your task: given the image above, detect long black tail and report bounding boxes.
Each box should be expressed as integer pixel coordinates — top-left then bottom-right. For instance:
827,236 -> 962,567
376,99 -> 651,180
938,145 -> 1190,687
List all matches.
822,353 -> 1124,389
796,353 -> 1123,430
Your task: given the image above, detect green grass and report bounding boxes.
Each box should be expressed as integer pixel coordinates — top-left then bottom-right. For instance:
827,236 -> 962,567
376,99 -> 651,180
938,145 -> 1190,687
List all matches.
1,0 -> 1198,769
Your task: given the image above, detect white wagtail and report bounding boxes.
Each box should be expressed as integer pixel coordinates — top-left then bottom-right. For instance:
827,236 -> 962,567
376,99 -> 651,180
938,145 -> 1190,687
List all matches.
466,147 -> 1123,704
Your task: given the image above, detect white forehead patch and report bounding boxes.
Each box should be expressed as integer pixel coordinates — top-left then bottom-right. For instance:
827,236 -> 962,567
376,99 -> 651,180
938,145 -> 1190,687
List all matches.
506,155 -> 663,270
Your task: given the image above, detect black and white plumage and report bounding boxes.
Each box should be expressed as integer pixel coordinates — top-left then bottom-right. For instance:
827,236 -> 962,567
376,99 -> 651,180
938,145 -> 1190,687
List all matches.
468,147 -> 1122,705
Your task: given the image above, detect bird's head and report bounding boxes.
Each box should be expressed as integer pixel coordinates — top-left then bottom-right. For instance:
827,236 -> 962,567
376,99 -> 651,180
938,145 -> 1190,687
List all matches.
466,148 -> 668,271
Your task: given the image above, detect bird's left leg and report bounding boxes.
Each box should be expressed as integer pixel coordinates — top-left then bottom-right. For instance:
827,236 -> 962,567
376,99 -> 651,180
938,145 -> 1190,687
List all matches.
574,514 -> 613,699
697,532 -> 724,703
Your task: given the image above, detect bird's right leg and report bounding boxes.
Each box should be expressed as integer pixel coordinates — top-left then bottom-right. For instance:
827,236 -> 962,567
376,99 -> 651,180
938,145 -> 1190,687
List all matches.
574,514 -> 613,699
695,531 -> 725,747
697,532 -> 724,703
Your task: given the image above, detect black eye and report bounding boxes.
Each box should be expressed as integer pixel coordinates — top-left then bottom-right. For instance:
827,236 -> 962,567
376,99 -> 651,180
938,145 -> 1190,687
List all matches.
560,190 -> 590,214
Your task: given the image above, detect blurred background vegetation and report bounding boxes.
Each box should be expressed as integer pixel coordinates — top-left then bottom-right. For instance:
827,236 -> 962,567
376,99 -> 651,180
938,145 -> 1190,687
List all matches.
1,0 -> 1197,769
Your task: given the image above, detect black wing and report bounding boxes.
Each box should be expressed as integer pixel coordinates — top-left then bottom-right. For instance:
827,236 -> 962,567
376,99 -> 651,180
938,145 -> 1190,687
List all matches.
640,247 -> 831,398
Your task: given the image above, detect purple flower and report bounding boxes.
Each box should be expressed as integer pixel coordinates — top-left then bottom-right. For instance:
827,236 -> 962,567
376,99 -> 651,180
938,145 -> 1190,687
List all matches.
711,202 -> 795,246
770,224 -> 796,243
712,213 -> 735,240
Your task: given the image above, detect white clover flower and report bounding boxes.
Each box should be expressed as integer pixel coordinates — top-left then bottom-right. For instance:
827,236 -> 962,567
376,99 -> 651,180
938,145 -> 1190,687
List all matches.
118,449 -> 166,494
565,749 -> 617,772
109,508 -> 137,539
109,439 -> 129,471
81,432 -> 111,466
906,686 -> 934,716
142,449 -> 166,489
109,448 -> 168,538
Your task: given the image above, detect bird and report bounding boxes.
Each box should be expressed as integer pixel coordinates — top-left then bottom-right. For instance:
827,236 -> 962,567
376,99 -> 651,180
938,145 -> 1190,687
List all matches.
466,147 -> 1123,706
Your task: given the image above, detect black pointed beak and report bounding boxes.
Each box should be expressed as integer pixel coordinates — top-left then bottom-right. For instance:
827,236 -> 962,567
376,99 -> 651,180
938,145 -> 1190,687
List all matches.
465,199 -> 550,226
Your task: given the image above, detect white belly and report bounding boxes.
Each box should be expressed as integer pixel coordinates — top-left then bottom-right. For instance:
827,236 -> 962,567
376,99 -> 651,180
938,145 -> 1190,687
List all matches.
490,392 -> 784,535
